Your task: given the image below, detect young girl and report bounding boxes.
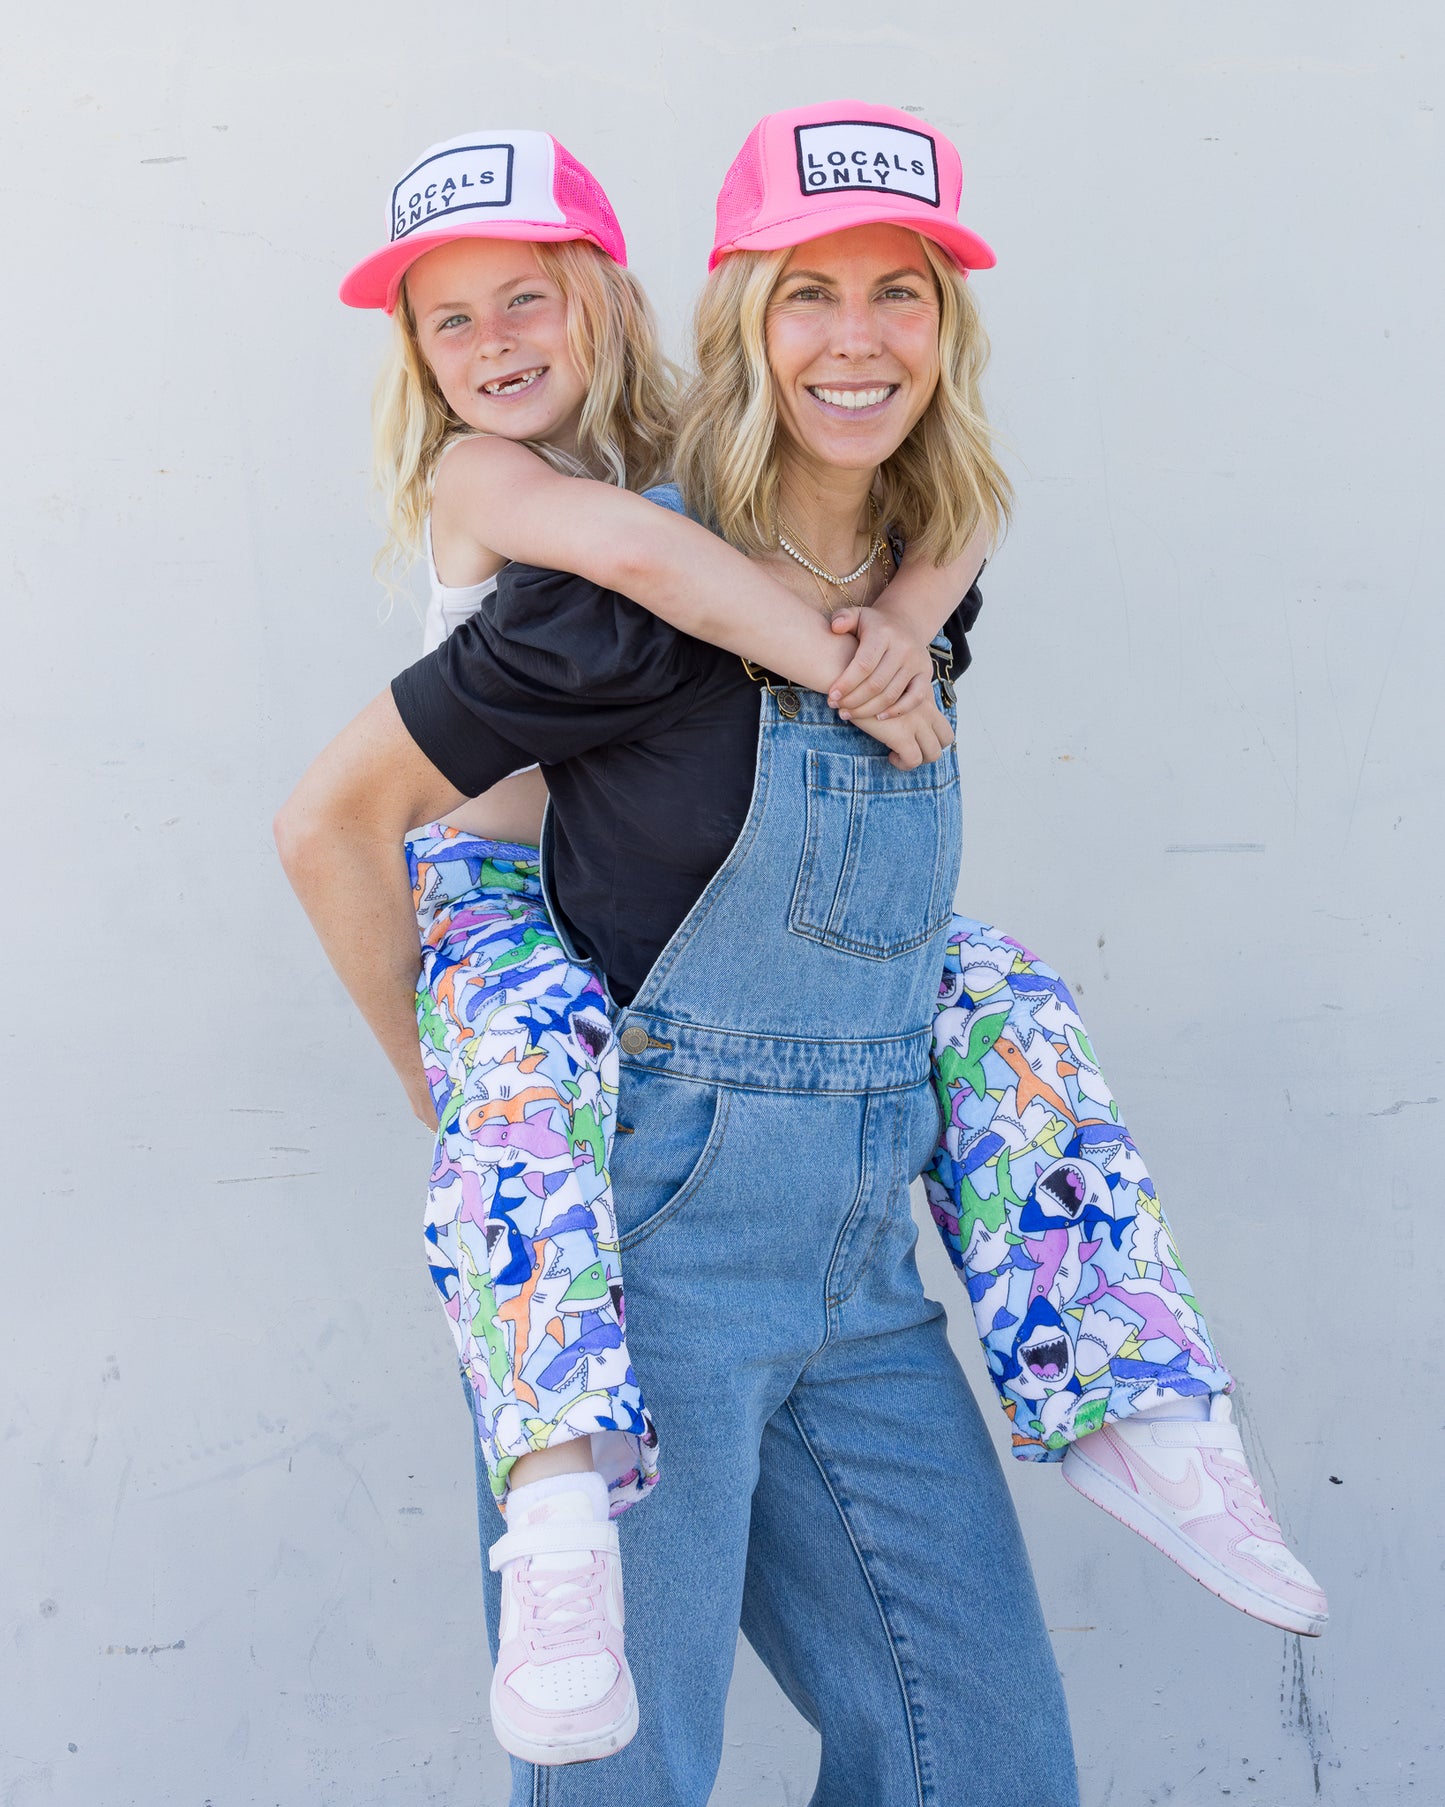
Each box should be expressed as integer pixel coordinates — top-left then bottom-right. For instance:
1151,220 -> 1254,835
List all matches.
303,112 -> 1325,1772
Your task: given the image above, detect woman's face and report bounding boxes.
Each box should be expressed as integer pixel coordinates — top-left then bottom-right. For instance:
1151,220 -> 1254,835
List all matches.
765,224 -> 941,479
405,237 -> 588,450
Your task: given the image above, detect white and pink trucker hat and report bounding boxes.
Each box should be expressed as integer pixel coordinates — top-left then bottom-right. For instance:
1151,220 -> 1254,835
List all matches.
710,99 -> 994,273
340,129 -> 627,313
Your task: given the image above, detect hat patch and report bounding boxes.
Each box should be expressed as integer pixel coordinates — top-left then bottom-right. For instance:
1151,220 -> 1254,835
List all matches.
391,142 -> 517,243
793,122 -> 940,209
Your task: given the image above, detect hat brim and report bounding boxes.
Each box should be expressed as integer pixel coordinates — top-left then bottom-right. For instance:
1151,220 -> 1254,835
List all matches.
340,221 -> 606,313
711,206 -> 995,274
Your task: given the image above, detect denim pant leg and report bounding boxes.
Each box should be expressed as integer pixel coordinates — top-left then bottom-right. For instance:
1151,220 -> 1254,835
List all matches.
740,1105 -> 1079,1807
477,1078 -> 1076,1805
479,1078 -> 841,1807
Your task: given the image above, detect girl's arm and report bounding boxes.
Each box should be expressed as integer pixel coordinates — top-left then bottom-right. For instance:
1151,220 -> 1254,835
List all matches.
826,523 -> 990,720
273,692 -> 467,1128
874,523 -> 989,646
432,436 -> 865,699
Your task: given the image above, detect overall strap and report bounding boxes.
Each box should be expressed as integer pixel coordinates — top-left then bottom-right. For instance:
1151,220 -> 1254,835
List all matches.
737,630 -> 955,718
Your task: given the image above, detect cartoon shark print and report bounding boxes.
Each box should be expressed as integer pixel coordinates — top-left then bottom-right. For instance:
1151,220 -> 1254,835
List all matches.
414,842 -> 1231,1499
923,914 -> 1231,1462
934,1004 -> 1012,1103
1003,1296 -> 1079,1400
407,824 -> 658,1515
1019,1140 -> 1135,1251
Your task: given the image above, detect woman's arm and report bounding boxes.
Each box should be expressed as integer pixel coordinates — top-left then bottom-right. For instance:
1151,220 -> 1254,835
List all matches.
433,436 -> 861,697
273,691 -> 469,1126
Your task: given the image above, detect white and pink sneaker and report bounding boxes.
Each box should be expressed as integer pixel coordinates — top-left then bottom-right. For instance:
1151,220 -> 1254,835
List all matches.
487,1474 -> 639,1765
1061,1396 -> 1329,1636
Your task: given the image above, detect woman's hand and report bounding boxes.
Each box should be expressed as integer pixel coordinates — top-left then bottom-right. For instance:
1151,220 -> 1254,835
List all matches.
827,607 -> 934,720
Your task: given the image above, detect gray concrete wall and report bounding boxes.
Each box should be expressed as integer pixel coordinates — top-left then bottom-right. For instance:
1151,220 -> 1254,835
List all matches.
3,4 -> 1440,1803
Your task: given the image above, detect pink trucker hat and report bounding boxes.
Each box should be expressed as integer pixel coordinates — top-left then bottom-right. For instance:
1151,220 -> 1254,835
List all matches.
710,99 -> 994,273
340,129 -> 627,312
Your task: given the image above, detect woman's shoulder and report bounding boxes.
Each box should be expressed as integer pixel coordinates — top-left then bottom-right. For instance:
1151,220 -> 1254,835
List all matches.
641,480 -> 689,517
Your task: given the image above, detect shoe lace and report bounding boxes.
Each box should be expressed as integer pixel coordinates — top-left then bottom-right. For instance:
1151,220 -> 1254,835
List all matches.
517,1557 -> 608,1659
1207,1451 -> 1281,1540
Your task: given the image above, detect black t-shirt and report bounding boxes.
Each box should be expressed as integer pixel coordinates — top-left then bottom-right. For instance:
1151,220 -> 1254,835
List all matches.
392,561 -> 982,1004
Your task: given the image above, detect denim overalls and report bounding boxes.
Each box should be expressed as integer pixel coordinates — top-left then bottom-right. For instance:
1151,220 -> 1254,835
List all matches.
479,672 -> 1079,1807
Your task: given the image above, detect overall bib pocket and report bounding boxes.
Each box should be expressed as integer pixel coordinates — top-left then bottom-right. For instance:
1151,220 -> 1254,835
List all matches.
790,747 -> 961,959
612,1067 -> 731,1250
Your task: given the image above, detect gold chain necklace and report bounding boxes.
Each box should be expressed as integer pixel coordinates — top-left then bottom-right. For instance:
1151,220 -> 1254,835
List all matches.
777,500 -> 886,594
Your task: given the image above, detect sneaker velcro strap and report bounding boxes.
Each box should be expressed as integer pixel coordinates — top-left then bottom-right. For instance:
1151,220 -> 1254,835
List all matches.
1147,1423 -> 1244,1452
488,1521 -> 619,1571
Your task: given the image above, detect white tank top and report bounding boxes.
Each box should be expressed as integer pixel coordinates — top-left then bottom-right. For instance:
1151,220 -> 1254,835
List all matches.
420,516 -> 499,654
420,512 -> 539,782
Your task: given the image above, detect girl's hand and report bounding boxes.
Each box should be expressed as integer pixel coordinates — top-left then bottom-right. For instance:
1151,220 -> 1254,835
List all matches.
827,607 -> 935,721
853,691 -> 955,770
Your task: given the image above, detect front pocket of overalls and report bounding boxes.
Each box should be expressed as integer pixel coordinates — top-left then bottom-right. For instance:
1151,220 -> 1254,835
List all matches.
612,1069 -> 731,1251
789,747 -> 961,959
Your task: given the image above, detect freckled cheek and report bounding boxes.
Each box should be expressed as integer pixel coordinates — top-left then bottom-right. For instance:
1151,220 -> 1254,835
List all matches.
550,349 -> 587,401
538,314 -> 571,359
431,359 -> 471,409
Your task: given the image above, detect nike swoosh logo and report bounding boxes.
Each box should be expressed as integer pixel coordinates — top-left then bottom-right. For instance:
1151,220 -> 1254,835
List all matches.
1110,1432 -> 1205,1513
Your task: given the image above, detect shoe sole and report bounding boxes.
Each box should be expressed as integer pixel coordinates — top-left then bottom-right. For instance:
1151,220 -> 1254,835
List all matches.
1062,1447 -> 1328,1638
489,1678 -> 640,1767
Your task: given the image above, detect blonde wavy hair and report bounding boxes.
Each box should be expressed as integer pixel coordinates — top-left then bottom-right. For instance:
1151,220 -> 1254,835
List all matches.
671,236 -> 1010,566
372,239 -> 678,586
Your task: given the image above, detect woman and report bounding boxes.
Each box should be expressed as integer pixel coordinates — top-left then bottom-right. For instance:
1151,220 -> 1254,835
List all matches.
279,100 -> 1077,1805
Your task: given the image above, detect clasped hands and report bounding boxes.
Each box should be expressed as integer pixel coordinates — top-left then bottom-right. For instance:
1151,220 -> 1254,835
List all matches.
825,607 -> 953,770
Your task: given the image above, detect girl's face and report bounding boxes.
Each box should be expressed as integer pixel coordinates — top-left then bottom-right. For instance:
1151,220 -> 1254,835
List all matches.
764,224 -> 941,480
406,237 -> 588,451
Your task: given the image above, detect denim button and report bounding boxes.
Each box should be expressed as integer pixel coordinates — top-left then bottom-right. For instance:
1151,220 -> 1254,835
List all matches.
619,1025 -> 650,1055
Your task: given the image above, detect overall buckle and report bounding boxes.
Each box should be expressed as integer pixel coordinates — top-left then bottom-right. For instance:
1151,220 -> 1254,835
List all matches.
740,657 -> 801,720
929,642 -> 956,709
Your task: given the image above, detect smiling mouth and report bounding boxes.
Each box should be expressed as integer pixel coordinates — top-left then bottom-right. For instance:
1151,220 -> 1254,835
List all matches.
481,367 -> 546,397
807,384 -> 899,412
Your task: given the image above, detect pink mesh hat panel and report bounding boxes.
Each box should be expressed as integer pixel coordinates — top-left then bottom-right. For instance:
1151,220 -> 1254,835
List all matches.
710,99 -> 994,273
341,129 -> 627,312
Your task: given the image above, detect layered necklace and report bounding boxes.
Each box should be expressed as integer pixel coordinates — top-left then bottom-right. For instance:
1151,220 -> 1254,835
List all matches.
777,499 -> 888,608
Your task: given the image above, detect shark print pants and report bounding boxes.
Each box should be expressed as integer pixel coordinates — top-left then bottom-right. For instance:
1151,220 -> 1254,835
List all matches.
410,825 -> 1227,1500
923,918 -> 1233,1459
407,824 -> 658,1516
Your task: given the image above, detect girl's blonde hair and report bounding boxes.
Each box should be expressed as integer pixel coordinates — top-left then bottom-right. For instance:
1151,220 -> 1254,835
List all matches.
372,239 -> 677,584
671,236 -> 1010,566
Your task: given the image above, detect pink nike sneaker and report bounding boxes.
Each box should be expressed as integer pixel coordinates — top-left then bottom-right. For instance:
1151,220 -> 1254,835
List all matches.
1061,1396 -> 1329,1636
487,1481 -> 639,1765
